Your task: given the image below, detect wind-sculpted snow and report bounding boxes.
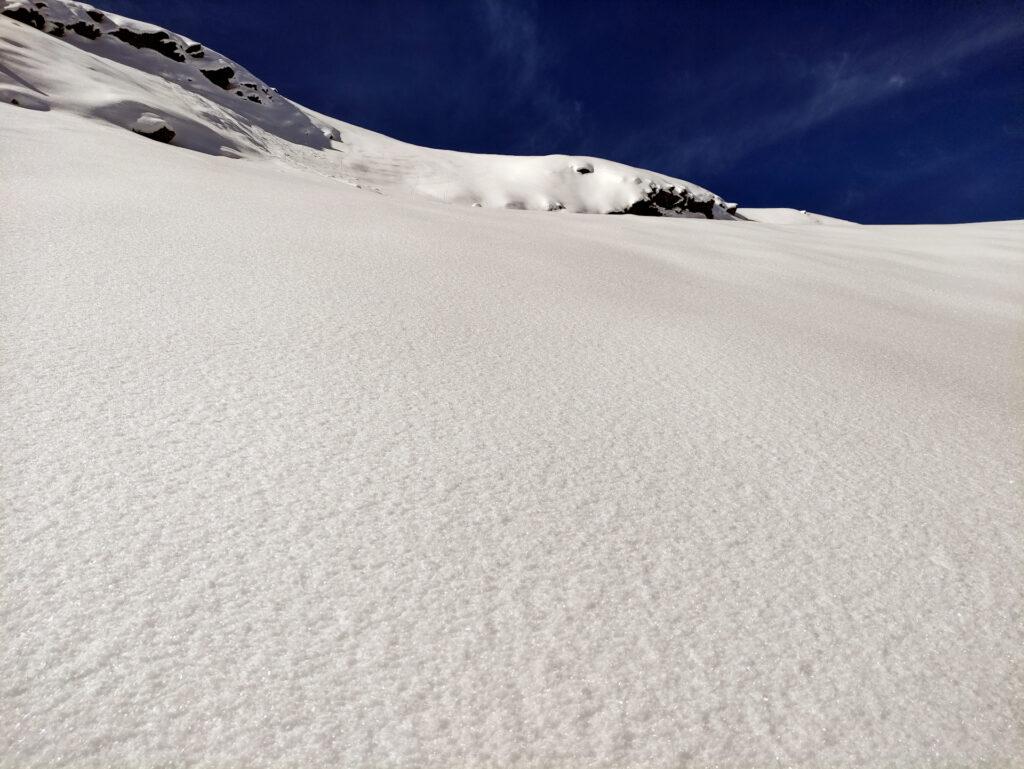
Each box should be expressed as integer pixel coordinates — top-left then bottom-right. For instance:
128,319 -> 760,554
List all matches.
0,0 -> 739,218
2,101 -> 1023,768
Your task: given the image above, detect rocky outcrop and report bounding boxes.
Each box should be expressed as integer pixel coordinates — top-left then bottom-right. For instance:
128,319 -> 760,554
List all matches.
68,19 -> 99,38
1,3 -> 44,28
0,2 -> 281,106
0,0 -> 334,155
111,27 -> 185,62
200,66 -> 234,90
616,184 -> 738,219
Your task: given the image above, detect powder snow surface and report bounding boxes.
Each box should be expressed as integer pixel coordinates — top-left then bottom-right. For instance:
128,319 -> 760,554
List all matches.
3,104 -> 1023,768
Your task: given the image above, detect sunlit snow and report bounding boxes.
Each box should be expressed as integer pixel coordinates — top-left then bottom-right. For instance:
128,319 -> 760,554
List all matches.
2,2 -> 1023,767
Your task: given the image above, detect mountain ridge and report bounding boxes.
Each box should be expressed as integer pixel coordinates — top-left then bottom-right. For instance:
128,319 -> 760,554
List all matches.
0,0 -> 767,219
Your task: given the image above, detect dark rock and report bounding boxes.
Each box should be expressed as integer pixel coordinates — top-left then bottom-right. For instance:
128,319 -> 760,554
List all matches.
184,42 -> 203,58
47,20 -> 64,36
110,27 -> 185,61
10,98 -> 18,105
246,95 -> 261,103
69,20 -> 101,39
622,198 -> 662,216
651,188 -> 683,209
689,197 -> 715,218
201,66 -> 235,89
133,125 -> 175,143
85,9 -> 104,22
619,185 -> 720,219
2,5 -> 46,29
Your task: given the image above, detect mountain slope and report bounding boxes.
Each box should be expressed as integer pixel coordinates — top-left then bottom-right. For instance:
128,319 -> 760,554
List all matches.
2,4 -> 1024,769
0,0 -> 739,218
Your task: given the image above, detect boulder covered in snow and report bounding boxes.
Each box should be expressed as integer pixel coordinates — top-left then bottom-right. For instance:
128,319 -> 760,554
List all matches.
131,113 -> 174,142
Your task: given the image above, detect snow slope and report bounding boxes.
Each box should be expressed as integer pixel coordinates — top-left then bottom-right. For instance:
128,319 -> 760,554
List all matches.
738,208 -> 858,226
0,0 -> 738,218
3,6 -> 1024,769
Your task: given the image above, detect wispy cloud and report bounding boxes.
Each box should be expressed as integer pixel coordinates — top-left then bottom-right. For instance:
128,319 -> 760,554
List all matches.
478,0 -> 583,153
639,11 -> 1024,175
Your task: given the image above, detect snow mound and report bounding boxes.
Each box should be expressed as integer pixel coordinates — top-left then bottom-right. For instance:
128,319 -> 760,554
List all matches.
0,0 -> 741,218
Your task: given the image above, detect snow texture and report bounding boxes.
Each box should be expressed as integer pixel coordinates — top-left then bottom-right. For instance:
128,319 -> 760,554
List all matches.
2,5 -> 1024,769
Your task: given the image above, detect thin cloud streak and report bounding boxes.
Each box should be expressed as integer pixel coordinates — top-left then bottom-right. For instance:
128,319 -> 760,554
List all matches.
478,0 -> 583,153
645,13 -> 1024,175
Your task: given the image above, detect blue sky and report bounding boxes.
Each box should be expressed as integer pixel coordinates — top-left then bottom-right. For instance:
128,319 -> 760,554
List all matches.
101,0 -> 1023,223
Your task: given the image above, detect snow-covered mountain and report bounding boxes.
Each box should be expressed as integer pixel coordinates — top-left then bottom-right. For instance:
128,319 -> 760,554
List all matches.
2,2 -> 1022,768
1,0 -> 747,218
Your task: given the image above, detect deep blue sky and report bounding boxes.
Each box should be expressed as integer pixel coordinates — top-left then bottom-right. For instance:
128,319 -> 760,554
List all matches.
102,0 -> 1023,223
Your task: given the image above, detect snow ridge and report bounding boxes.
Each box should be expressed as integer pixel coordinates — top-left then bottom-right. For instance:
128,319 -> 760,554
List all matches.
0,0 -> 740,218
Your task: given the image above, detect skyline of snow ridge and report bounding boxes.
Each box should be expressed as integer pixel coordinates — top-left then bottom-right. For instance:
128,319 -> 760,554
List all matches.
78,0 -> 1024,224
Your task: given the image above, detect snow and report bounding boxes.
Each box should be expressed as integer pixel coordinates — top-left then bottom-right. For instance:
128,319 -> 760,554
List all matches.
738,207 -> 859,226
3,4 -> 1024,768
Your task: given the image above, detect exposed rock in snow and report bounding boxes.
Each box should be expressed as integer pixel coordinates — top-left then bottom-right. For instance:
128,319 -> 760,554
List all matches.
131,112 -> 173,142
68,18 -> 98,38
200,65 -> 233,90
0,0 -> 332,155
1,2 -> 43,28
616,183 -> 737,219
110,26 -> 184,61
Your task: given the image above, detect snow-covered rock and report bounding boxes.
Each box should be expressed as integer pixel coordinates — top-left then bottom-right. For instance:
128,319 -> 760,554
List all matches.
130,112 -> 173,142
